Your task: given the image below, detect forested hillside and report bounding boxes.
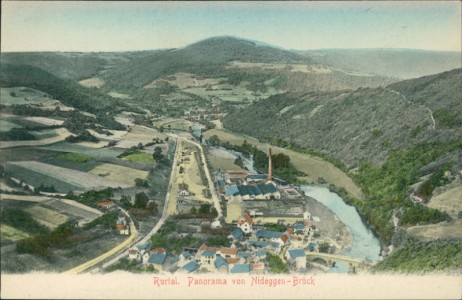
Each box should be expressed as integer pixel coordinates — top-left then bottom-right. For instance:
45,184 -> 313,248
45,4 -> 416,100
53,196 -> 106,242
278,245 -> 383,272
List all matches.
223,68 -> 462,167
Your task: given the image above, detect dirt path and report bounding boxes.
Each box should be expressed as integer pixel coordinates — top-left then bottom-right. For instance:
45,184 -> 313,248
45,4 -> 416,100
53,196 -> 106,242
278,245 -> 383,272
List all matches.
389,89 -> 436,130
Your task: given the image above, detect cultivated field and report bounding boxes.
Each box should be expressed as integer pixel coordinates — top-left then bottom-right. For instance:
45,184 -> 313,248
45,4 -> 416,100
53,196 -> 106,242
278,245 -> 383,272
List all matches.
88,163 -> 149,186
406,219 -> 462,242
428,183 -> 462,219
115,124 -> 167,149
23,116 -> 64,126
44,199 -> 102,224
0,87 -> 51,106
122,152 -> 154,164
143,72 -> 223,89
204,128 -> 364,199
0,128 -> 72,149
78,77 -> 105,88
1,224 -> 29,241
40,142 -> 123,158
24,205 -> 70,229
0,194 -> 51,203
206,147 -> 244,171
8,161 -> 129,190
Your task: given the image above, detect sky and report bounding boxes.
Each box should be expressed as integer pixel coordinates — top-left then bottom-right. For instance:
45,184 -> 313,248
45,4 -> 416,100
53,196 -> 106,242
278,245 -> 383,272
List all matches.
1,1 -> 461,52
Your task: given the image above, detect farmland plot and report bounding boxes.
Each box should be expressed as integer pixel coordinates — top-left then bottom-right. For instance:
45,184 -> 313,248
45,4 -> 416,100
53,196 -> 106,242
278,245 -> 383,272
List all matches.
24,205 -> 70,229
88,163 -> 149,186
0,128 -> 72,149
0,87 -> 51,106
43,199 -> 102,224
40,142 -> 123,158
7,161 -> 130,190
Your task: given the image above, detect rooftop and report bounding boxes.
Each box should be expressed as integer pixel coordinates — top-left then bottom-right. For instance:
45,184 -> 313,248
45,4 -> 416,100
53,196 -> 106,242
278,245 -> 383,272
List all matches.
148,253 -> 167,265
230,264 -> 251,274
182,261 -> 200,273
256,229 -> 284,239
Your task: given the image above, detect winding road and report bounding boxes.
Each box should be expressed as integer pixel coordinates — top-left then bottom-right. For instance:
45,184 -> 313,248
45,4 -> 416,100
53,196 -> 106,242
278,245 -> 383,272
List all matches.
389,89 -> 436,130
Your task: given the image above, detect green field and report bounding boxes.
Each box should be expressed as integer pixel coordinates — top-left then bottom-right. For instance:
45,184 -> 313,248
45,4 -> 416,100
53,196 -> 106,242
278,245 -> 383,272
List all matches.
3,163 -> 85,192
55,152 -> 92,163
0,119 -> 22,132
122,152 -> 154,164
0,87 -> 51,106
32,129 -> 59,140
1,224 -> 30,241
40,142 -> 123,158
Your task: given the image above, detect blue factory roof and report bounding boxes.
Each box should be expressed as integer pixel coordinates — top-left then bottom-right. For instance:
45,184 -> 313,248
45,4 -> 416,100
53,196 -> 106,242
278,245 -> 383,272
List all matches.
225,184 -> 239,196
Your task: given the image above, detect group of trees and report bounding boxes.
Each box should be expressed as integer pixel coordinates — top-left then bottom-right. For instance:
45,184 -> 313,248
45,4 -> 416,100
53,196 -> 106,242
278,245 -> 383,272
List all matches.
209,136 -> 305,182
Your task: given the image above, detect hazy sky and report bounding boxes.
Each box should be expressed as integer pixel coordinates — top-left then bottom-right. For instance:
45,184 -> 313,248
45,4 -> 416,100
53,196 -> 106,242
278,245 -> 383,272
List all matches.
2,1 -> 461,52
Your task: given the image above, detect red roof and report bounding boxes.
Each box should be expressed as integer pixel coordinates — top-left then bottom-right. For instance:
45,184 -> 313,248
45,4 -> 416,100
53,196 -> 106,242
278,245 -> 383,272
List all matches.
304,221 -> 314,227
115,224 -> 126,230
153,247 -> 166,254
241,212 -> 253,225
280,234 -> 289,243
129,249 -> 138,255
198,243 -> 208,251
97,200 -> 114,207
251,263 -> 265,270
226,257 -> 242,264
286,228 -> 294,235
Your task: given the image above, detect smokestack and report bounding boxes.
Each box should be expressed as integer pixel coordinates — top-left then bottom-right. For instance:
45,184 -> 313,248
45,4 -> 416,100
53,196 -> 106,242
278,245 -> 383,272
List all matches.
268,148 -> 272,182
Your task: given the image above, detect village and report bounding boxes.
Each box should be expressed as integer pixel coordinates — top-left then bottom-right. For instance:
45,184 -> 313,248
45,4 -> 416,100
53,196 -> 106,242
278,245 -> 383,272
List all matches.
122,146 -> 356,275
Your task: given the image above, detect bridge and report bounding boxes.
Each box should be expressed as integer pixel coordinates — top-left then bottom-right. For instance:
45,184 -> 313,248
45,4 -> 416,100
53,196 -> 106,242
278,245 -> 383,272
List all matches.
304,250 -> 371,268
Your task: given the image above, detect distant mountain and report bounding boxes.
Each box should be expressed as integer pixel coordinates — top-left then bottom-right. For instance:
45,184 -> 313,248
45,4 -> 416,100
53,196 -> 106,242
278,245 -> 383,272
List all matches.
100,36 -> 314,90
223,68 -> 462,167
299,49 -> 461,79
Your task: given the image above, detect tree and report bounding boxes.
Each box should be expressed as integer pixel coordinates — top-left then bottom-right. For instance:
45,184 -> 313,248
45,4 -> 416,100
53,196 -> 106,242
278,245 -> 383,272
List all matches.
153,146 -> 164,163
146,201 -> 159,215
208,135 -> 221,146
134,192 -> 149,209
120,195 -> 132,208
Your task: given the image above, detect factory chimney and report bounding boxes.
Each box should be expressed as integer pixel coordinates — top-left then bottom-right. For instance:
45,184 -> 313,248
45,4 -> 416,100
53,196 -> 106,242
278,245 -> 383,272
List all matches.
267,148 -> 273,182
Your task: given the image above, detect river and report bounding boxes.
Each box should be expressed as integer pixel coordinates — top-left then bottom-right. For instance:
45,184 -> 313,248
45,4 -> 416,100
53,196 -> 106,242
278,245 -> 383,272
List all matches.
300,185 -> 381,272
212,144 -> 381,273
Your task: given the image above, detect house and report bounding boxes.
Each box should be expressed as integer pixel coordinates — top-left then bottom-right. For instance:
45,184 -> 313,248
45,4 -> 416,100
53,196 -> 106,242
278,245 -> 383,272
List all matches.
237,212 -> 253,233
228,228 -> 245,242
115,223 -> 129,235
230,263 -> 251,274
97,200 -> 115,209
198,250 -> 217,270
251,263 -> 265,274
177,261 -> 201,274
307,242 -> 317,252
214,256 -> 229,273
148,253 -> 167,271
286,249 -> 307,270
128,243 -> 151,262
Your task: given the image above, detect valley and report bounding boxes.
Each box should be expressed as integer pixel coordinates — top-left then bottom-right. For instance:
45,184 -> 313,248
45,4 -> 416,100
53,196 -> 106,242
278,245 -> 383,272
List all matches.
1,36 -> 461,275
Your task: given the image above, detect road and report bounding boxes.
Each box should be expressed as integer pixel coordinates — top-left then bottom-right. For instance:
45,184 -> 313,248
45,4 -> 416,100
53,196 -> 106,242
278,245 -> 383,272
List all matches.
389,89 -> 436,130
185,137 -> 223,218
100,135 -> 180,270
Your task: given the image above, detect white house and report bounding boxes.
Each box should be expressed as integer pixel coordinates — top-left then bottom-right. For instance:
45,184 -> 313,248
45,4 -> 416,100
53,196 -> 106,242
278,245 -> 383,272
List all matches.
286,249 -> 307,270
237,212 -> 253,234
